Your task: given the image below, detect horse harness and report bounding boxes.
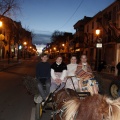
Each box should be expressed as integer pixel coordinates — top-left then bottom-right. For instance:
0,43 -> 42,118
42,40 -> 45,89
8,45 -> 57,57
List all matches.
52,89 -> 78,120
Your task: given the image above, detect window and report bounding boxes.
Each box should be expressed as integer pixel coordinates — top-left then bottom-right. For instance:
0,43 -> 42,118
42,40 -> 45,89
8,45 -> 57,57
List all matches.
91,33 -> 93,40
87,25 -> 89,32
92,22 -> 94,29
108,28 -> 111,42
108,11 -> 112,20
118,14 -> 120,28
113,6 -> 116,22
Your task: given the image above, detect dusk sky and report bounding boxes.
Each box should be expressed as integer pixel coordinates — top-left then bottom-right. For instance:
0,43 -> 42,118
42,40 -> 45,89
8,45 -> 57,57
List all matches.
15,0 -> 115,44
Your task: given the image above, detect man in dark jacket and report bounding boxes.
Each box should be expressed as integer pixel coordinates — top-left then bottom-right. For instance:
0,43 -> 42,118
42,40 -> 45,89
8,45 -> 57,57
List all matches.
117,62 -> 120,76
36,53 -> 51,100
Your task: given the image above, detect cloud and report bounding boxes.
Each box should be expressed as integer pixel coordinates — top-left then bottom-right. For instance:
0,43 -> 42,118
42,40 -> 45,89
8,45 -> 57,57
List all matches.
32,33 -> 52,44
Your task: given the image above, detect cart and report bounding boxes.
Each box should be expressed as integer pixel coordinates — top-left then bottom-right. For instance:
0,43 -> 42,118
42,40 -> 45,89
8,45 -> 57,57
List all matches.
34,76 -> 90,120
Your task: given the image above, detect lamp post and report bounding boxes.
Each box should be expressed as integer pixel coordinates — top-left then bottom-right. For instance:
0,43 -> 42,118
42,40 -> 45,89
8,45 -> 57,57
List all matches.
62,44 -> 65,47
53,47 -> 56,51
23,41 -> 27,59
0,21 -> 3,61
0,21 -> 2,27
53,47 -> 56,57
0,34 -> 4,60
95,29 -> 102,71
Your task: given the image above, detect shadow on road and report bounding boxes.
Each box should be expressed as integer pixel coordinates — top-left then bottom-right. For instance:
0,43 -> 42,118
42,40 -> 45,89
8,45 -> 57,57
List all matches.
4,71 -> 27,76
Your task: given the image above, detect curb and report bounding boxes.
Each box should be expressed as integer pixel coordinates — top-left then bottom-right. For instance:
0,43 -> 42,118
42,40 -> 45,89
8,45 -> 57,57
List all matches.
0,62 -> 21,72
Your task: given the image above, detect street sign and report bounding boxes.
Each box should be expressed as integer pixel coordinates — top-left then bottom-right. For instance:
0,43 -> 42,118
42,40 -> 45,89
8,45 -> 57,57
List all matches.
96,43 -> 102,48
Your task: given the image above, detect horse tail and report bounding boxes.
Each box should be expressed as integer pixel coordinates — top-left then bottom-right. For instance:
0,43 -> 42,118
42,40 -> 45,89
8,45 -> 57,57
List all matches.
63,97 -> 80,120
106,97 -> 120,120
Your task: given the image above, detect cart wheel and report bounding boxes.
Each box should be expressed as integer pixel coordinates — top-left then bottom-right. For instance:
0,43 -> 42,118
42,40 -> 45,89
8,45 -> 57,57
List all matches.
110,82 -> 119,98
35,103 -> 43,120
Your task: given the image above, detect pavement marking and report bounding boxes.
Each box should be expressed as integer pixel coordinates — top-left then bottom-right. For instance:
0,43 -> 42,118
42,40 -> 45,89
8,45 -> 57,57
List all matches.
30,107 -> 35,120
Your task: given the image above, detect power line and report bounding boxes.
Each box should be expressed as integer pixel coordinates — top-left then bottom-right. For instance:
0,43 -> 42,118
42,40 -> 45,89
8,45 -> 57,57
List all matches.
58,0 -> 85,30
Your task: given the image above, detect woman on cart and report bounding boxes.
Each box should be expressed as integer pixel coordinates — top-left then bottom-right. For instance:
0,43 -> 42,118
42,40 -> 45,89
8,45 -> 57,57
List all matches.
65,55 -> 79,90
50,55 -> 67,92
76,54 -> 98,95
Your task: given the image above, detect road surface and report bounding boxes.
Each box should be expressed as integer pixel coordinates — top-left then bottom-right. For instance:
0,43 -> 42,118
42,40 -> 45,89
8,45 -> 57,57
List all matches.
0,57 -> 37,120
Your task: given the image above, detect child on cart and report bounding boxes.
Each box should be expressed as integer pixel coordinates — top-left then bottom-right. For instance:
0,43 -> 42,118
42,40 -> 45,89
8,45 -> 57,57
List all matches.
50,55 -> 67,92
36,53 -> 51,101
76,54 -> 99,95
65,55 -> 79,90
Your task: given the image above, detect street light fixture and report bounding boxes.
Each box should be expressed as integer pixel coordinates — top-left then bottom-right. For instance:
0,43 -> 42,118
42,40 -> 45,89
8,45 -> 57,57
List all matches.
0,21 -> 4,61
0,21 -> 2,27
62,44 -> 65,47
54,47 -> 56,50
23,42 -> 27,59
96,29 -> 100,36
95,29 -> 102,48
0,34 -> 5,40
95,29 -> 102,71
23,41 -> 27,46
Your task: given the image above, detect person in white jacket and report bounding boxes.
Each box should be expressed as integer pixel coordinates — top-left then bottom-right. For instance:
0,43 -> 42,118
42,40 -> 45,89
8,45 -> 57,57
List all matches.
50,55 -> 67,92
66,55 -> 79,90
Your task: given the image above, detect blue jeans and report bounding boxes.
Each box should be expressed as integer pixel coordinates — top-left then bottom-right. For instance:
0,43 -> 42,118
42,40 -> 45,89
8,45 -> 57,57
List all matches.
38,78 -> 51,100
50,82 -> 65,93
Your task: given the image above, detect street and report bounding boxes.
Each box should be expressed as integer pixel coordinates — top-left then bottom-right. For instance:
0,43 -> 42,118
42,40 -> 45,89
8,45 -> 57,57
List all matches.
0,57 -> 113,120
0,57 -> 37,120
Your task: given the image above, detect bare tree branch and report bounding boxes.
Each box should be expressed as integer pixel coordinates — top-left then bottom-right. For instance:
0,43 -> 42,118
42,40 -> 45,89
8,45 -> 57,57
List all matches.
0,0 -> 21,17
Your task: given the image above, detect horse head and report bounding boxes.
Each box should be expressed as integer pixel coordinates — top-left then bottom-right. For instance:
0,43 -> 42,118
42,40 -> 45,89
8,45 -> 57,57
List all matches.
63,94 -> 120,120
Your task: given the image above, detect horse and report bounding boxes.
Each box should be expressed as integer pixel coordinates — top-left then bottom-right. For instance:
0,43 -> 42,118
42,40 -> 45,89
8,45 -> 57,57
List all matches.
63,94 -> 120,120
52,88 -> 78,120
52,88 -> 120,120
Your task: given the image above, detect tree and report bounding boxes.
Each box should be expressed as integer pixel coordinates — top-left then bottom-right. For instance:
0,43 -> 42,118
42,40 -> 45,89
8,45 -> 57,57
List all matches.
0,0 -> 21,17
51,30 -> 64,43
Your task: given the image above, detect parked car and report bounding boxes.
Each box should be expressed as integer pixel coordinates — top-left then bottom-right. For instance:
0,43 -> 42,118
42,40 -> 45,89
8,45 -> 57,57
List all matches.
109,77 -> 120,98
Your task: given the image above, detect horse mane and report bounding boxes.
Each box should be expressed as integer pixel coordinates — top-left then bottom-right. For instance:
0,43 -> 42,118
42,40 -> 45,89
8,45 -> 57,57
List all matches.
63,94 -> 120,120
63,97 -> 80,120
105,97 -> 120,120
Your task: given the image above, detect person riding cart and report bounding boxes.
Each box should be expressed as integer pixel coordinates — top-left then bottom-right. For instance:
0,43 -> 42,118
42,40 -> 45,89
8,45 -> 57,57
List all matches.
76,54 -> 99,95
36,53 -> 51,101
65,55 -> 79,90
50,55 -> 67,93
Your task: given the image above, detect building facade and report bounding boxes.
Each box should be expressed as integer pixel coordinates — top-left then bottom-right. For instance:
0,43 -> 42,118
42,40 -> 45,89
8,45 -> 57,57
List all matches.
73,16 -> 92,57
74,0 -> 120,72
0,15 -> 34,60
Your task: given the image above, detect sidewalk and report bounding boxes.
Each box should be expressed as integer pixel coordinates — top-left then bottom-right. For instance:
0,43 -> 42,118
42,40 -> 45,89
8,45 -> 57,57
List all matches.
94,71 -> 115,81
0,58 -> 21,71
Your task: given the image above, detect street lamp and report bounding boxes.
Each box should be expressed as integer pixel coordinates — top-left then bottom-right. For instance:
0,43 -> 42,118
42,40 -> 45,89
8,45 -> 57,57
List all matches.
53,47 -> 56,51
96,29 -> 100,36
0,34 -> 4,40
23,41 -> 27,46
0,34 -> 4,61
95,29 -> 102,71
23,41 -> 27,59
0,21 -> 2,27
0,21 -> 4,61
62,44 -> 65,47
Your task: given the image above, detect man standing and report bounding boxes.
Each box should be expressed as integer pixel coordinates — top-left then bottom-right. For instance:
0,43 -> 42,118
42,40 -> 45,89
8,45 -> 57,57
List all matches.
117,62 -> 120,76
36,53 -> 51,101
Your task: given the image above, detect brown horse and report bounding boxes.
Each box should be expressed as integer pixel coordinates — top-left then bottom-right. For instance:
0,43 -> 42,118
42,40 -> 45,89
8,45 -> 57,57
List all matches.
52,88 -> 120,120
52,88 -> 78,120
64,94 -> 120,120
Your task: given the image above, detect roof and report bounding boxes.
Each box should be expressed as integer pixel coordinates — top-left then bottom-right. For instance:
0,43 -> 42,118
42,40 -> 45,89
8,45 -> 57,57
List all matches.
74,16 -> 92,28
